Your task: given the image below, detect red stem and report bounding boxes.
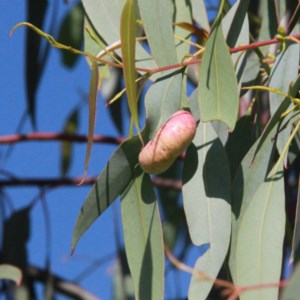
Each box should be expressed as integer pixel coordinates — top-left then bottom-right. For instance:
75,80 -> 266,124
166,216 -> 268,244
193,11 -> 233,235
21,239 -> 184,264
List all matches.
0,133 -> 125,145
0,176 -> 182,189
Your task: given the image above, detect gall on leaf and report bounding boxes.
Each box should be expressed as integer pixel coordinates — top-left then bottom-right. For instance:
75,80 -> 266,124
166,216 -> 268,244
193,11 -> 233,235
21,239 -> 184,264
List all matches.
139,110 -> 197,174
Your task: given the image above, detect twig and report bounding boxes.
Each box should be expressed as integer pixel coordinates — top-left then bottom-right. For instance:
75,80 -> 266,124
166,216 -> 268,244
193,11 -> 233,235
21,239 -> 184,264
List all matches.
0,133 -> 125,145
26,264 -> 101,300
0,176 -> 182,190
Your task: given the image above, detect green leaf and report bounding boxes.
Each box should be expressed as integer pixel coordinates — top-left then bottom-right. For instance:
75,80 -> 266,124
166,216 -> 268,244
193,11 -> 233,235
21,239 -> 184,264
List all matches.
190,0 -> 210,32
0,264 -> 22,285
222,0 -> 249,48
121,170 -> 164,300
82,0 -> 157,73
144,72 -> 183,139
61,109 -> 78,176
282,263 -> 300,300
82,59 -> 99,178
258,0 -> 277,54
235,165 -> 285,300
58,3 -> 84,68
222,0 -> 249,83
198,24 -> 239,131
120,0 -> 139,135
72,135 -> 142,252
291,173 -> 300,264
173,0 -> 193,62
138,0 -> 178,67
268,32 -> 300,162
182,122 -> 231,300
253,75 -> 300,162
229,132 -> 276,282
225,115 -> 256,179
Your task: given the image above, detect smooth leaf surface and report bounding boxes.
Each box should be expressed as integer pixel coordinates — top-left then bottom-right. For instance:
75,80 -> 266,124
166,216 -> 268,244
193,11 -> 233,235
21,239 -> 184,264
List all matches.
291,133 -> 300,264
82,0 -> 157,73
138,0 -> 178,67
144,72 -> 183,139
222,0 -> 249,82
229,132 -> 275,282
190,0 -> 209,32
82,60 -> 99,178
182,122 -> 231,300
120,0 -> 139,135
58,3 -> 83,67
121,170 -> 164,300
268,33 -> 300,160
173,0 -> 193,62
198,24 -> 239,130
235,165 -> 285,300
72,135 -> 142,252
253,75 -> 300,161
0,264 -> 22,285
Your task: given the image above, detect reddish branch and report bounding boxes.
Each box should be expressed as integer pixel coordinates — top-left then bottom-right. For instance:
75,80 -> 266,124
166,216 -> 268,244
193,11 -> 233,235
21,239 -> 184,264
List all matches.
0,176 -> 182,190
0,133 -> 125,145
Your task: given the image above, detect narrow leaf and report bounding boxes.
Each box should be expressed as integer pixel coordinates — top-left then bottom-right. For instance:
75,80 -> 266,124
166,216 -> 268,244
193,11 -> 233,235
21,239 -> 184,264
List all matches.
0,264 -> 22,286
144,72 -> 183,139
72,135 -> 142,252
138,0 -> 178,67
235,165 -> 285,300
173,0 -> 193,62
268,33 -> 300,161
182,122 -> 231,300
291,175 -> 300,264
58,3 -> 84,68
61,109 -> 78,176
198,24 -> 239,130
190,0 -> 210,32
120,0 -> 139,135
229,131 -> 276,282
253,76 -> 300,162
82,60 -> 99,178
82,0 -> 157,74
222,0 -> 249,83
121,170 -> 164,300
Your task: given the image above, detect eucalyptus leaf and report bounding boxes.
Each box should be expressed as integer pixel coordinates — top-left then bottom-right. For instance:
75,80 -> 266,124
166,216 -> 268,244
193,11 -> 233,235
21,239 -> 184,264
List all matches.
0,264 -> 22,286
72,135 -> 142,252
198,23 -> 239,131
268,30 -> 300,161
82,0 -> 157,73
58,3 -> 84,67
120,0 -> 139,135
121,170 -> 164,300
82,59 -> 99,178
190,0 -> 209,32
144,72 -> 183,139
138,0 -> 178,67
61,109 -> 78,176
173,0 -> 193,62
235,165 -> 285,300
229,129 -> 276,282
182,122 -> 231,300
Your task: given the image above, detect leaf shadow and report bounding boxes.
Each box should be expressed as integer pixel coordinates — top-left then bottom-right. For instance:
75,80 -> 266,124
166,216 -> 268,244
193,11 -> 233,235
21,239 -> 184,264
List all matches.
138,174 -> 158,300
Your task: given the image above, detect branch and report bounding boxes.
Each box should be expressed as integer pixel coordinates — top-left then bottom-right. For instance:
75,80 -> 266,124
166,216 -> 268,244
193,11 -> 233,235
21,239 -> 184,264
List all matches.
26,265 -> 101,300
0,133 -> 125,145
0,176 -> 182,190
